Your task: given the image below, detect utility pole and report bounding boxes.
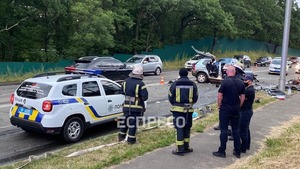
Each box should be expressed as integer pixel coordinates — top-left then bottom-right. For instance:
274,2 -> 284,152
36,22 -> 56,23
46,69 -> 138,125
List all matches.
279,0 -> 292,91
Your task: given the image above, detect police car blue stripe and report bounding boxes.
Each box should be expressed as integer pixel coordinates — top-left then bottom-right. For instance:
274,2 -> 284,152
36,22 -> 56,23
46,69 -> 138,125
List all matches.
36,114 -> 44,123
81,98 -> 88,103
52,98 -> 78,105
51,98 -> 88,105
24,114 -> 29,120
68,98 -> 80,103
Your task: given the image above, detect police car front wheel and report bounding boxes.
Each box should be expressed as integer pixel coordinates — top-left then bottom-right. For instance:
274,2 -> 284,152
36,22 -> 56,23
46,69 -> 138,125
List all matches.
62,117 -> 84,143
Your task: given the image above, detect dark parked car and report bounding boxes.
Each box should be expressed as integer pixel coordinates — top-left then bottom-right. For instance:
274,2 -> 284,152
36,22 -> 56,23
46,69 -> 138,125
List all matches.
72,56 -> 126,69
254,56 -> 272,66
66,56 -> 131,81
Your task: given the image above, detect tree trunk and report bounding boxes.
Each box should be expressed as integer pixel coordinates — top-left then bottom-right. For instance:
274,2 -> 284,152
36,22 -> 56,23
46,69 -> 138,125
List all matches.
134,10 -> 144,54
176,14 -> 194,43
211,28 -> 218,53
1,43 -> 4,61
273,44 -> 279,54
43,11 -> 49,62
9,30 -> 14,61
176,18 -> 186,43
145,25 -> 153,52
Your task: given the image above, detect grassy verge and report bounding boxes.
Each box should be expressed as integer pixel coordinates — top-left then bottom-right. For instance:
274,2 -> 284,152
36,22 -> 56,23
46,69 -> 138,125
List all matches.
1,91 -> 276,169
0,68 -> 64,83
229,116 -> 300,169
0,50 -> 274,83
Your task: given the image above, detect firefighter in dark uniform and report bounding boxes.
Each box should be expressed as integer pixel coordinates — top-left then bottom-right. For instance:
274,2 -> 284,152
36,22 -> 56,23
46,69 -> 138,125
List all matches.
118,65 -> 148,144
168,68 -> 198,156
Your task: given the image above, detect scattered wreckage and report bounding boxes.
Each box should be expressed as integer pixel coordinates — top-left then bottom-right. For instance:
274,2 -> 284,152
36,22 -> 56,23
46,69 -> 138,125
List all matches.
254,78 -> 300,100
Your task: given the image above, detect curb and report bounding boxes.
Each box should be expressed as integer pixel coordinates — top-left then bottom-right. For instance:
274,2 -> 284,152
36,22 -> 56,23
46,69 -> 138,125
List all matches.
0,82 -> 21,87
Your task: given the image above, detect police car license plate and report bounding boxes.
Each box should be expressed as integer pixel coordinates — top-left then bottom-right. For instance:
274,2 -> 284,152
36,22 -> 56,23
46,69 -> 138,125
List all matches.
19,107 -> 33,115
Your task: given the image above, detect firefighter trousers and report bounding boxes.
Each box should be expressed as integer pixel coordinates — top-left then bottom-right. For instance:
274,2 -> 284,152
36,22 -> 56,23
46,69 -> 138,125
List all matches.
172,111 -> 193,151
118,111 -> 141,143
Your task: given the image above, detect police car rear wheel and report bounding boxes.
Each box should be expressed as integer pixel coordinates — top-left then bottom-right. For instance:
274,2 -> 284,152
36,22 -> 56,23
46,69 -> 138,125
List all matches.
62,117 -> 84,143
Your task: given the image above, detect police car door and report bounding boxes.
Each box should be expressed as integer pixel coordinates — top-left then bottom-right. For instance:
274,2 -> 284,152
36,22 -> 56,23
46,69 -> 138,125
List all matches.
100,80 -> 124,115
81,80 -> 108,122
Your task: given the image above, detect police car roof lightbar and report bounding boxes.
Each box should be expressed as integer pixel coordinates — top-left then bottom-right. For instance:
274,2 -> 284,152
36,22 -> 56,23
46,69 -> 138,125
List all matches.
65,67 -> 102,75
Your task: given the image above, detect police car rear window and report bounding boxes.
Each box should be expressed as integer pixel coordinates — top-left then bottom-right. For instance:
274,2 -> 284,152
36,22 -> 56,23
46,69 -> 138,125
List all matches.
16,82 -> 52,99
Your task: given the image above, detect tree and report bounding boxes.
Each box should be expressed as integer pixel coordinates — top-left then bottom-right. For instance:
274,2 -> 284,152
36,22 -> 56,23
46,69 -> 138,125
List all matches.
70,0 -> 115,57
250,0 -> 284,53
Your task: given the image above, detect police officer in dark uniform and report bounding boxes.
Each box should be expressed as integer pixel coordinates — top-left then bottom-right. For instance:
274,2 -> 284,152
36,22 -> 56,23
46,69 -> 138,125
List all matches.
240,74 -> 255,153
168,68 -> 198,156
118,65 -> 148,144
213,65 -> 245,158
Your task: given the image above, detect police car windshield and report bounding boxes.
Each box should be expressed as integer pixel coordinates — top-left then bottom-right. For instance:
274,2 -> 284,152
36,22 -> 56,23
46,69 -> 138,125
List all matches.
17,82 -> 52,99
272,59 -> 281,65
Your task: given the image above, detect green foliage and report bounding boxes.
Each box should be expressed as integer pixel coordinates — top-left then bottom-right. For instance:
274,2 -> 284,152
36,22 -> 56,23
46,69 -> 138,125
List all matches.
1,0 -> 300,61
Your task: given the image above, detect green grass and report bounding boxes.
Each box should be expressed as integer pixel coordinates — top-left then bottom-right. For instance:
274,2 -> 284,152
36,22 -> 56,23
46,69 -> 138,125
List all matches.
1,91 -> 275,169
230,120 -> 300,169
0,67 -> 64,83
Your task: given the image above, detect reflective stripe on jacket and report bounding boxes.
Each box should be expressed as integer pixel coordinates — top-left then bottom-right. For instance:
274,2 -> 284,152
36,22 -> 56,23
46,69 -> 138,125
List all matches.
122,77 -> 148,112
168,77 -> 198,113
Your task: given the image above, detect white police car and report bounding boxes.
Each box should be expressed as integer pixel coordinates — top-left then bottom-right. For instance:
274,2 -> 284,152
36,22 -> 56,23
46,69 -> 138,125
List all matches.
9,69 -> 125,143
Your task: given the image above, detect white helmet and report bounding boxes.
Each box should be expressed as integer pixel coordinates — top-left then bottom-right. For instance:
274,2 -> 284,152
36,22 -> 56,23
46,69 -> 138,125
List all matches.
132,65 -> 143,75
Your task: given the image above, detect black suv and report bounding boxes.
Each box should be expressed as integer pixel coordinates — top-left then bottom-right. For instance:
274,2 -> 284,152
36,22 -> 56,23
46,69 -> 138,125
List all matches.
254,56 -> 272,67
66,56 -> 131,81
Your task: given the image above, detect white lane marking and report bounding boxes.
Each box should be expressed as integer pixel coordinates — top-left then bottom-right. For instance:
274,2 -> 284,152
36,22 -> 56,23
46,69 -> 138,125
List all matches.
251,69 -> 268,73
0,104 -> 11,108
0,93 -> 11,96
0,125 -> 13,129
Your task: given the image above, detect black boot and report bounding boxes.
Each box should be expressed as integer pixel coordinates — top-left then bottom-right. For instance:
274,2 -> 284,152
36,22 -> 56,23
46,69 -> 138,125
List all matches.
214,125 -> 220,130
172,145 -> 185,156
233,149 -> 241,158
184,142 -> 193,153
212,148 -> 226,158
118,133 -> 126,142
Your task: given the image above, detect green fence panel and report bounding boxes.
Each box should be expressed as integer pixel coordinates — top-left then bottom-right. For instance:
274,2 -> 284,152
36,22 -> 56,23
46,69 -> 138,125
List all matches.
141,37 -> 300,61
0,60 -> 73,75
113,54 -> 133,62
2,38 -> 300,75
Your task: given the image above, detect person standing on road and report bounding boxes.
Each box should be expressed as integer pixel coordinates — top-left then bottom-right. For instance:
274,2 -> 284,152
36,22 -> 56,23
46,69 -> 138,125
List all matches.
240,74 -> 255,153
213,66 -> 245,158
168,68 -> 198,156
118,65 -> 148,144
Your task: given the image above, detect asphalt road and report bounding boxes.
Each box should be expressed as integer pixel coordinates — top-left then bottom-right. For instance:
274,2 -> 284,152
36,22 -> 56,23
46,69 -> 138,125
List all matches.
0,66 -> 298,165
